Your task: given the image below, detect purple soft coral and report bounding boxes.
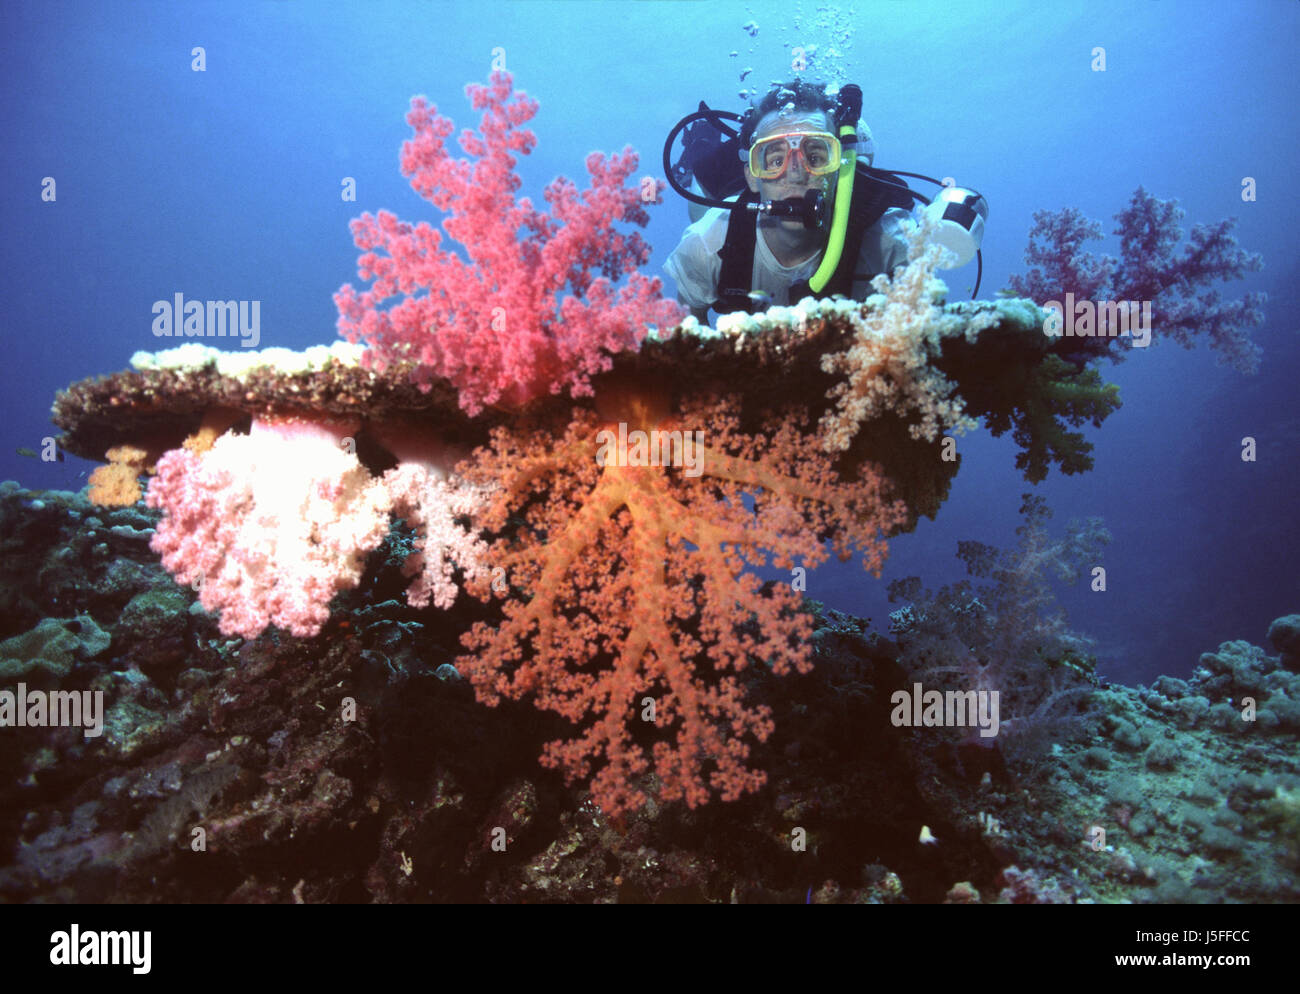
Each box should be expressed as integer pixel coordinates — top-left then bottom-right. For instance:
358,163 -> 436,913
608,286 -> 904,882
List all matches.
1007,186 -> 1266,372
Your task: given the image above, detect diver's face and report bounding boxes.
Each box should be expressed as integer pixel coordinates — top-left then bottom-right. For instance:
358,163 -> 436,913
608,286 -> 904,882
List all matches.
744,110 -> 836,222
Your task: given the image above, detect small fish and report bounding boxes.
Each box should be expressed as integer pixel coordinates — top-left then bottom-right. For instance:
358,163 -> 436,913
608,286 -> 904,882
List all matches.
16,446 -> 64,462
747,290 -> 773,309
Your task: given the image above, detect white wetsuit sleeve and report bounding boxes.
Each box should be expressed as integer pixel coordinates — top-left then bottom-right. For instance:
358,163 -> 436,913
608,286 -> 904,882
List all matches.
850,206 -> 917,299
662,208 -> 730,311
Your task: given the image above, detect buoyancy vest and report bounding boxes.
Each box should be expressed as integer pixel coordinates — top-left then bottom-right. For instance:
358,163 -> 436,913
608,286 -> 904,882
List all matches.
712,167 -> 915,315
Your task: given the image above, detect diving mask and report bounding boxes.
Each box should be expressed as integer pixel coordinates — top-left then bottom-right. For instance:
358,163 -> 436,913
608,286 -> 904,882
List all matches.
747,131 -> 842,181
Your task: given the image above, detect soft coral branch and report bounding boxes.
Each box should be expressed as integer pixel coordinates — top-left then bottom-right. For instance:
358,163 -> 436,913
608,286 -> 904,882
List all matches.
458,394 -> 906,816
889,494 -> 1107,757
821,233 -> 994,452
145,416 -> 392,639
334,71 -> 684,415
382,463 -> 491,610
1006,186 -> 1265,371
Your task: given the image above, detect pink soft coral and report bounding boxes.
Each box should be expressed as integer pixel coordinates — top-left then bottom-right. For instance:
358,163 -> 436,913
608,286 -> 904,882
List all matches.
334,71 -> 684,415
145,416 -> 392,639
382,462 -> 490,609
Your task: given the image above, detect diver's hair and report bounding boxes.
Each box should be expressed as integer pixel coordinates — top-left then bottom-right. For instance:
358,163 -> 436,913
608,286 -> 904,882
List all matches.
738,80 -> 836,149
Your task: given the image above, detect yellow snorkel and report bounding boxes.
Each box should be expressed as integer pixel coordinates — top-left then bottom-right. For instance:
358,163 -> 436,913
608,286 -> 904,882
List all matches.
808,85 -> 863,294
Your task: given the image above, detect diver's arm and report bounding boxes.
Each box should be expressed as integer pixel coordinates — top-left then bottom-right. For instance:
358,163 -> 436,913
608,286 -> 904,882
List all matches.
678,294 -> 711,326
849,207 -> 915,300
664,211 -> 726,327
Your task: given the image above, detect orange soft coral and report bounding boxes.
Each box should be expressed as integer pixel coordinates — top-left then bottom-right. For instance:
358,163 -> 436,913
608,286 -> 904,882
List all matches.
87,444 -> 149,506
458,385 -> 907,817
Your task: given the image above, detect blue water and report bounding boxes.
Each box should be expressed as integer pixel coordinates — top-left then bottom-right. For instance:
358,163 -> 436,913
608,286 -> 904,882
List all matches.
2,0 -> 1295,684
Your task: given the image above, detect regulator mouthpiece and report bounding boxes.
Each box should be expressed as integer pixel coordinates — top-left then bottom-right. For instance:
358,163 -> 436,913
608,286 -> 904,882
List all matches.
749,188 -> 827,230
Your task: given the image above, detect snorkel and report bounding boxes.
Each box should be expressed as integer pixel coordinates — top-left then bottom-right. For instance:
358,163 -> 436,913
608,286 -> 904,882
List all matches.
807,84 -> 861,294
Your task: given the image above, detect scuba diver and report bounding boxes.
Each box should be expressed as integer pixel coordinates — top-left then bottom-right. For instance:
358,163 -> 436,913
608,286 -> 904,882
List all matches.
662,79 -> 988,324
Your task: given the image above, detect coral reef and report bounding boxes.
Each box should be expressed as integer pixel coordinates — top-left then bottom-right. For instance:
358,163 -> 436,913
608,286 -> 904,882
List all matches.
48,261 -> 1124,814
1,483 -> 1295,903
40,72 -> 1269,836
53,248 -> 1124,813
